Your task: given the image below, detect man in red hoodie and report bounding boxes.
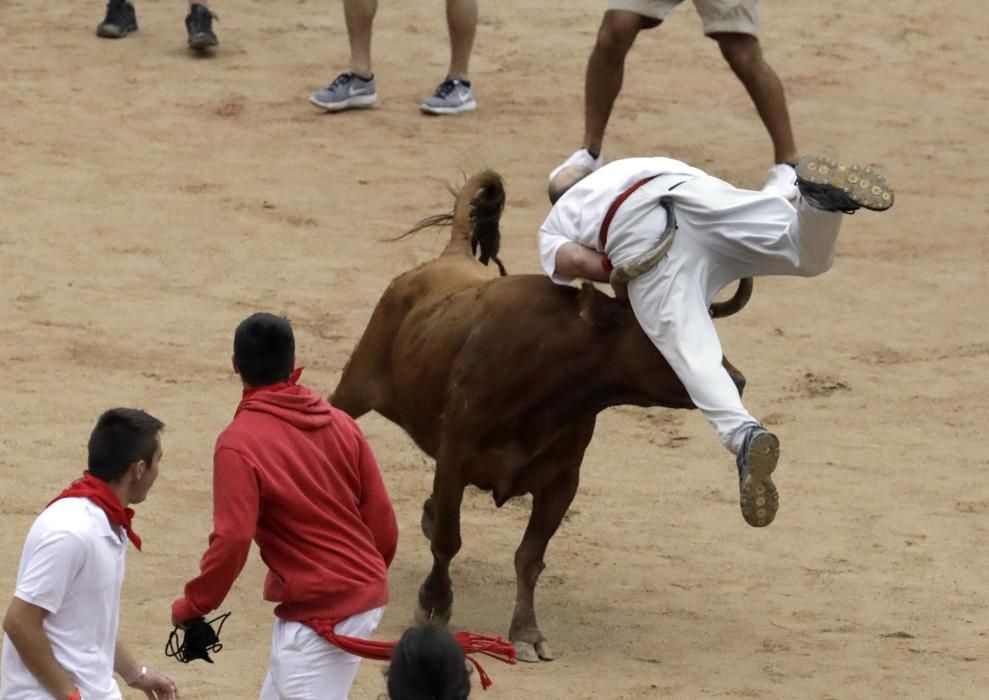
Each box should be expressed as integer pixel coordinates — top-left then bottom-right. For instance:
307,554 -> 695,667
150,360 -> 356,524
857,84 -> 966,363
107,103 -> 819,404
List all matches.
172,313 -> 398,699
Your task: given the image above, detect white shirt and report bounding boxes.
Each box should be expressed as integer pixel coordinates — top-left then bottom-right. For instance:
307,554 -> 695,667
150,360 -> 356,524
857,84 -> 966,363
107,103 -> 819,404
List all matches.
1,498 -> 127,700
538,157 -> 707,283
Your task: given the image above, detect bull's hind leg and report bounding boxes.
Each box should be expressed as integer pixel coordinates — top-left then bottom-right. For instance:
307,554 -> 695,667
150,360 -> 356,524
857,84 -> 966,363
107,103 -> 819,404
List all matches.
330,287 -> 406,419
415,454 -> 466,627
510,468 -> 579,662
330,377 -> 373,419
511,420 -> 594,663
331,345 -> 385,419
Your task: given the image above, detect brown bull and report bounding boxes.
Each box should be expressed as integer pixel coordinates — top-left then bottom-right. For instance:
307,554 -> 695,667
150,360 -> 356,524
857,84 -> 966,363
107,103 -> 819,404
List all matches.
331,171 -> 751,662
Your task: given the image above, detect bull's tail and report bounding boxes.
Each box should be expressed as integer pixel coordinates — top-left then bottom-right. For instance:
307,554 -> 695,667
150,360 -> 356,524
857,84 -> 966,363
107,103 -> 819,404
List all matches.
400,170 -> 507,275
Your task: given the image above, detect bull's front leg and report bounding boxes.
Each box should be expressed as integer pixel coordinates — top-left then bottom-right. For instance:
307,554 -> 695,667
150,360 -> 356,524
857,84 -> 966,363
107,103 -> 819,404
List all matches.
420,495 -> 436,540
415,462 -> 465,627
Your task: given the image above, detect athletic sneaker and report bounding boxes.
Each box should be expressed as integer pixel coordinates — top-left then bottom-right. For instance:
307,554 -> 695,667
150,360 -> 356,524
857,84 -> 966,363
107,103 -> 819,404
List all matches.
736,425 -> 780,528
795,154 -> 894,214
548,148 -> 604,183
185,3 -> 218,50
97,0 -> 138,38
420,78 -> 476,115
761,162 -> 799,201
309,72 -> 377,111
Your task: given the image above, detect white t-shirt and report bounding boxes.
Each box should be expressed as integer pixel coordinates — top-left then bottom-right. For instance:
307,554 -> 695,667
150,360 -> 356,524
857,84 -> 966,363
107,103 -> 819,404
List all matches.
538,157 -> 707,283
1,498 -> 127,700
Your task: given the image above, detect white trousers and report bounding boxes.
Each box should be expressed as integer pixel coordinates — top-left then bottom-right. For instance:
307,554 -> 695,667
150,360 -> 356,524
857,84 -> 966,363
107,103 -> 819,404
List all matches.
611,174 -> 843,455
259,607 -> 385,700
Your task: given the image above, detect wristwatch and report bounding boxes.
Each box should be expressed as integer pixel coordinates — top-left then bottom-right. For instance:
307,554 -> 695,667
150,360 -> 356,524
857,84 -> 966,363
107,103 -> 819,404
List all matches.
127,665 -> 147,687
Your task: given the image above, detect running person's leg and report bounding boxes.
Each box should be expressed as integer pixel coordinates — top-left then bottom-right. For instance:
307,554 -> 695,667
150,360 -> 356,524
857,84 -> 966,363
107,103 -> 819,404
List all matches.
630,159 -> 894,526
694,0 -> 799,196
310,0 -> 379,111
264,608 -> 385,700
550,2 -> 680,179
420,0 -> 478,115
668,175 -> 844,283
668,155 -> 893,285
625,229 -> 779,527
345,0 -> 377,78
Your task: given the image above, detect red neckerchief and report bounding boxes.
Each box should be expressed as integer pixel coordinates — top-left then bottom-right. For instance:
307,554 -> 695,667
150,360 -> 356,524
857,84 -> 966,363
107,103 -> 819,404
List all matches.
49,472 -> 142,550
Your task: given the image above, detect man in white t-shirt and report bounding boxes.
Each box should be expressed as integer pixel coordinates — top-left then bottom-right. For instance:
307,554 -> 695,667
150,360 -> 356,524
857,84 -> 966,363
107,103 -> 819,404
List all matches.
540,154 -> 894,528
1,408 -> 179,700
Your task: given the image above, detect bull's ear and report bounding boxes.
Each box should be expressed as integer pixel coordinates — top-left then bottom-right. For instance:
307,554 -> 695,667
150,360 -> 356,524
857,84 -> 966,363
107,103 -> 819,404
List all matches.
577,283 -> 624,330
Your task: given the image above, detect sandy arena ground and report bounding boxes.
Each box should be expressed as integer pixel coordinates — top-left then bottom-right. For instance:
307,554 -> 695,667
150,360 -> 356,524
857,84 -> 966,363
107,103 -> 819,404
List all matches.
1,1 -> 987,697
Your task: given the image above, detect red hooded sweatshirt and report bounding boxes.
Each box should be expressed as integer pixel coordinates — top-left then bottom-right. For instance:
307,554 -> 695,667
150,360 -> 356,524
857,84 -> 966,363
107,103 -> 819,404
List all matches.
172,373 -> 398,624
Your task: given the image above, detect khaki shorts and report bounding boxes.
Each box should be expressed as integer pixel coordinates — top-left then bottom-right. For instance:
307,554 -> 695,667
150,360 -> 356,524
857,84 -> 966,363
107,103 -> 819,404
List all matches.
606,0 -> 759,37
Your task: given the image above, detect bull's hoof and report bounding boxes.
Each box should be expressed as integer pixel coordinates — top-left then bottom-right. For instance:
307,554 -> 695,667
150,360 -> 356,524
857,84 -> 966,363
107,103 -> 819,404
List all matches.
414,604 -> 452,627
513,639 -> 555,663
535,639 -> 554,661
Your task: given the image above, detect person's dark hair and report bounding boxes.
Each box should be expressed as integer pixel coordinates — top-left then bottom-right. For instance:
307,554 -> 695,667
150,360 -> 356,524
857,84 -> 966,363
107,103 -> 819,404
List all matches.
233,313 -> 295,387
87,408 -> 164,482
387,626 -> 471,700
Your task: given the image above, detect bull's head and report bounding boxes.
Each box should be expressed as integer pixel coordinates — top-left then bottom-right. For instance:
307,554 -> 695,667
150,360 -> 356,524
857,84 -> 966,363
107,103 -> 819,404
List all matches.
577,283 -> 747,411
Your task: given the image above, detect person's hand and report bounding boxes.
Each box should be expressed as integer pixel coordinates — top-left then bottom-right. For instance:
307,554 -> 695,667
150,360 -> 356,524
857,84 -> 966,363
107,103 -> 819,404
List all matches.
165,613 -> 231,664
130,667 -> 179,699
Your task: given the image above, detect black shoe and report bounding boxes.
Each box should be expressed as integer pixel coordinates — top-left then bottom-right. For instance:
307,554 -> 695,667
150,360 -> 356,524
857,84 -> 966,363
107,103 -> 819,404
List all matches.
795,154 -> 894,214
185,3 -> 218,50
97,0 -> 138,38
736,425 -> 780,527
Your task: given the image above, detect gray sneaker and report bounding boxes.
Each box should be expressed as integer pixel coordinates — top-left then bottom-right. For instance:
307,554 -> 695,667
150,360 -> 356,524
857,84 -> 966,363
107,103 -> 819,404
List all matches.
310,72 -> 377,112
420,77 -> 476,115
736,425 -> 780,527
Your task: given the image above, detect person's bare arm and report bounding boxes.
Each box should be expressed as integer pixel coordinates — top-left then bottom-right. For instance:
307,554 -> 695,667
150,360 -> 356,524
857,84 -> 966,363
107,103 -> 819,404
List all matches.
114,643 -> 142,688
2,597 -> 77,700
554,242 -> 611,283
115,642 -> 179,699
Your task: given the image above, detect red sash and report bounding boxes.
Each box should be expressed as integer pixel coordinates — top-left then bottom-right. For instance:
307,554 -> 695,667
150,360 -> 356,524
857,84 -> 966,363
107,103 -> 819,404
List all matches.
597,175 -> 658,272
306,619 -> 516,690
